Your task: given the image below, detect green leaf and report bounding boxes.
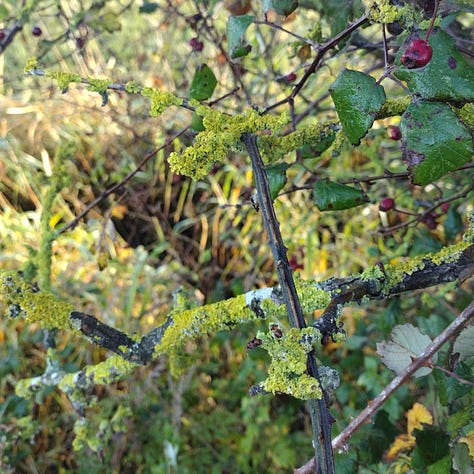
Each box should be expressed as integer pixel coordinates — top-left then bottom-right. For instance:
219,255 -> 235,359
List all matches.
189,64 -> 217,101
329,69 -> 386,145
400,101 -> 473,185
298,133 -> 336,158
139,2 -> 160,13
444,206 -> 463,241
190,113 -> 205,132
411,427 -> 450,470
313,179 -> 369,211
395,29 -> 474,101
264,0 -> 299,16
376,324 -> 436,377
453,326 -> 474,362
266,163 -> 289,200
227,15 -> 254,59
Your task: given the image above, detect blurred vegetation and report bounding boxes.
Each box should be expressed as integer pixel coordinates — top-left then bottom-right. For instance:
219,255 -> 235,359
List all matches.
0,0 -> 473,472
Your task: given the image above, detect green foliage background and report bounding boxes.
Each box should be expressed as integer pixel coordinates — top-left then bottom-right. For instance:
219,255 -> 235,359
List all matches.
0,0 -> 473,472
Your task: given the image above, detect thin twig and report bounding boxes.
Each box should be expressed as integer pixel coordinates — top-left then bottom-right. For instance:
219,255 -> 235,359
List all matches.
264,13 -> 369,113
57,127 -> 189,234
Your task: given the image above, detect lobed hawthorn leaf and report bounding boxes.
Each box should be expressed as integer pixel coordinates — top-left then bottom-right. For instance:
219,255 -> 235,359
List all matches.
400,101 -> 473,185
227,14 -> 254,59
189,64 -> 217,101
395,29 -> 474,101
329,69 -> 386,145
313,179 -> 369,211
376,324 -> 436,377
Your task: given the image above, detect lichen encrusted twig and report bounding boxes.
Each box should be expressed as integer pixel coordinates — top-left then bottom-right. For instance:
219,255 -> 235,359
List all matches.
241,132 -> 336,474
2,227 -> 473,390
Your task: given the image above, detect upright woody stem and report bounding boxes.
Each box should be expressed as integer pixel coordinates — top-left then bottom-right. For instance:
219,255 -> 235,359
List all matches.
242,132 -> 335,474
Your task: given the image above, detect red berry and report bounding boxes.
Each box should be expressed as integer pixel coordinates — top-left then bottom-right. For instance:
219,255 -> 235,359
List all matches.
387,125 -> 402,140
0,31 -> 6,41
379,197 -> 395,212
32,26 -> 42,37
440,202 -> 450,213
76,37 -> 86,49
422,215 -> 438,230
286,72 -> 297,82
189,37 -> 204,51
401,38 -> 433,68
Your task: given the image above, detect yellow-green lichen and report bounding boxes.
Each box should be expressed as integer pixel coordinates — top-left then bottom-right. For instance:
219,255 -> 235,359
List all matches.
294,275 -> 332,314
57,356 -> 137,395
383,256 -> 426,288
141,87 -> 183,116
259,121 -> 339,162
367,0 -> 405,24
87,77 -> 110,94
1,271 -> 74,330
168,107 -> 289,179
377,97 -> 411,119
156,294 -> 261,376
24,57 -> 40,73
381,238 -> 473,290
259,326 -> 322,400
45,71 -> 83,92
361,264 -> 385,283
458,103 -> 474,130
125,81 -> 142,94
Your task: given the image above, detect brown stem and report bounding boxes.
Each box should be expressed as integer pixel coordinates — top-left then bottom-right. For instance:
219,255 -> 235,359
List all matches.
242,132 -> 335,474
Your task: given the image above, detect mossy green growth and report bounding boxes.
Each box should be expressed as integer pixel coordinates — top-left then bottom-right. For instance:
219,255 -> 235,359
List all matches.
87,77 -> 110,94
458,103 -> 474,130
381,238 -> 473,290
0,271 -> 74,330
293,274 -> 332,315
258,121 -> 339,162
168,107 -> 289,179
156,294 -> 260,376
259,326 -> 322,400
125,81 -> 142,94
24,57 -> 40,73
377,97 -> 411,119
141,87 -> 183,116
45,71 -> 83,92
367,0 -> 406,24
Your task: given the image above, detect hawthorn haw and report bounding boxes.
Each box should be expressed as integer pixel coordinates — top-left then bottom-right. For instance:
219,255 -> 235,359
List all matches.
286,72 -> 297,82
379,198 -> 395,212
32,26 -> 42,37
0,31 -> 5,41
401,38 -> 433,68
189,37 -> 204,51
387,125 -> 402,140
440,202 -> 450,213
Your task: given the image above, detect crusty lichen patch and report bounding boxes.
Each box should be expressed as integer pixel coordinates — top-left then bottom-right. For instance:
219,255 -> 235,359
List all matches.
258,325 -> 323,400
1,271 -> 74,330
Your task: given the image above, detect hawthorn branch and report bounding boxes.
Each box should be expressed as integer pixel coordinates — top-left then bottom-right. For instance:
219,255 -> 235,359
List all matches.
242,132 -> 335,474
